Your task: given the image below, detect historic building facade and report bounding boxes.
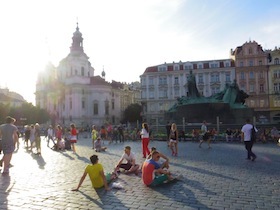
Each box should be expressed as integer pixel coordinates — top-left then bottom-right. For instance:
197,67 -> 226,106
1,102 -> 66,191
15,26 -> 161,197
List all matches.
140,59 -> 235,124
36,24 -> 138,127
268,47 -> 280,122
231,41 -> 270,122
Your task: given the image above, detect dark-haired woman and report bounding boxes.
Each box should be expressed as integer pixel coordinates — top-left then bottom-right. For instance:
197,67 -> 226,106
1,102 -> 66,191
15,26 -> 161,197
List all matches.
140,123 -> 150,158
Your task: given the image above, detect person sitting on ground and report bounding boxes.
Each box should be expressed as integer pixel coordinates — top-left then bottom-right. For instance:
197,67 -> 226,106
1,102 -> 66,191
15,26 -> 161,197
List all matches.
94,137 -> 107,152
72,155 -> 117,191
142,151 -> 178,187
146,147 -> 169,169
114,146 -> 139,175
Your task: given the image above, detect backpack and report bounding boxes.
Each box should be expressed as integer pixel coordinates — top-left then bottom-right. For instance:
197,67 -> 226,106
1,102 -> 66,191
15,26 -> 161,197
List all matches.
251,125 -> 257,142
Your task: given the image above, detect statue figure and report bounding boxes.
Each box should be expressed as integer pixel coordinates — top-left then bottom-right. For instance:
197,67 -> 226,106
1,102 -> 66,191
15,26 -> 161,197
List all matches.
187,70 -> 200,98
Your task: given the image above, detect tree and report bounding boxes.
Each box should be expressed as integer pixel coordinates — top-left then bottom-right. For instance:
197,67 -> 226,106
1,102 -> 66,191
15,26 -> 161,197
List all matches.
122,103 -> 142,123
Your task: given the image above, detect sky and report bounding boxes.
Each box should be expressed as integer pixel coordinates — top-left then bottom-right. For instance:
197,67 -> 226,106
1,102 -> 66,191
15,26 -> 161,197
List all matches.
0,0 -> 280,105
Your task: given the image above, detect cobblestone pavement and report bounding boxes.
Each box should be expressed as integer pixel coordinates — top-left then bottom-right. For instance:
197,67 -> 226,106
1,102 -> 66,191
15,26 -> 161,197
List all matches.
1,136 -> 280,210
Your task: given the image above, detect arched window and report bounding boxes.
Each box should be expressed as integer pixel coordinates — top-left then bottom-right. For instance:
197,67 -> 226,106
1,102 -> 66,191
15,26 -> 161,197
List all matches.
275,58 -> 279,65
81,67 -> 85,76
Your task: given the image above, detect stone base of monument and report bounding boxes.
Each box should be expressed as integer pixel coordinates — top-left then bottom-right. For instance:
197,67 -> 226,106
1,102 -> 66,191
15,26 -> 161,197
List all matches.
168,102 -> 254,124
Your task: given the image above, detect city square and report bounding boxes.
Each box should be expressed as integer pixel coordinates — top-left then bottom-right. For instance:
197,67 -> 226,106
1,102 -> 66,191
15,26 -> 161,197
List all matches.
1,137 -> 279,210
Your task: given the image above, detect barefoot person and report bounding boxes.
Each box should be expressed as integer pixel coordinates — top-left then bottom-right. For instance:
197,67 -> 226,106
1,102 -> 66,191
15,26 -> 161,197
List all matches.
114,146 -> 139,174
72,155 -> 117,191
0,116 -> 18,174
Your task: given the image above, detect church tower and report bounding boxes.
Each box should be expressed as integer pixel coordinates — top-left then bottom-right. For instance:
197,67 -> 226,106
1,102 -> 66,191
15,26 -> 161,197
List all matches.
70,22 -> 84,54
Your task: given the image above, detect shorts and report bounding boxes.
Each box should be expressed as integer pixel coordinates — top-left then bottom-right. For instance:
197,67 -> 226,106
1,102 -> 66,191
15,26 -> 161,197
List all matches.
150,174 -> 168,186
119,163 -> 132,170
70,140 -> 77,143
169,139 -> 177,143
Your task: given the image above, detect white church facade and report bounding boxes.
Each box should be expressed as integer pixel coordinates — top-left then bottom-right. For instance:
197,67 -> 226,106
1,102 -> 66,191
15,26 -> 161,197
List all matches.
36,24 -> 136,128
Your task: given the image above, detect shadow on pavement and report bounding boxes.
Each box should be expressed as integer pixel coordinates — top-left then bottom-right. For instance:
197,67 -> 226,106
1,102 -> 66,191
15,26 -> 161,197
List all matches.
151,181 -> 210,209
0,174 -> 13,210
77,188 -> 128,209
31,154 -> 46,169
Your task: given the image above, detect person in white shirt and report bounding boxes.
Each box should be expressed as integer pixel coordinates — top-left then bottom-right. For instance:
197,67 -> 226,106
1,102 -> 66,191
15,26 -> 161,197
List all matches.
114,146 -> 139,175
140,123 -> 150,158
241,119 -> 257,161
47,125 -> 54,147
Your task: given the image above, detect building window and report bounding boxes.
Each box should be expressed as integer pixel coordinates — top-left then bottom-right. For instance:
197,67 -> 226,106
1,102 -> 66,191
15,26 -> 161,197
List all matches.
159,89 -> 167,98
148,77 -> 154,85
225,62 -> 230,67
249,84 -> 255,92
249,48 -> 252,54
198,74 -> 203,83
259,71 -> 264,79
211,87 -> 220,95
141,90 -> 146,98
249,72 -> 254,79
240,61 -> 244,67
210,63 -> 218,68
82,100 -> 85,109
82,89 -> 85,95
94,103 -> 98,115
81,67 -> 85,76
105,100 -> 109,115
240,72 -> 245,80
111,101 -> 115,110
149,91 -> 154,99
259,84 -> 264,93
174,88 -> 179,97
225,73 -> 231,82
250,100 -> 255,107
260,100 -> 265,107
70,98 -> 72,110
198,64 -> 203,69
158,66 -> 167,71
211,73 -> 220,82
184,65 -> 192,70
174,65 -> 179,71
174,77 -> 179,85
258,60 -> 262,66
275,58 -> 280,65
249,60 -> 254,66
240,84 -> 245,91
159,77 -> 167,85
274,83 -> 278,92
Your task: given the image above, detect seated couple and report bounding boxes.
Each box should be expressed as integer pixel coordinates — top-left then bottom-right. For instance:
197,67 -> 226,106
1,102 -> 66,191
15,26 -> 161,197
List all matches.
142,150 -> 181,187
72,155 -> 117,191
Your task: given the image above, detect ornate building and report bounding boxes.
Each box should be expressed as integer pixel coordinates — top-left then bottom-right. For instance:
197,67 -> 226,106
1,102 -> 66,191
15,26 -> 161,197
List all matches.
36,24 -> 138,127
231,41 -> 270,122
268,47 -> 280,122
140,59 -> 235,124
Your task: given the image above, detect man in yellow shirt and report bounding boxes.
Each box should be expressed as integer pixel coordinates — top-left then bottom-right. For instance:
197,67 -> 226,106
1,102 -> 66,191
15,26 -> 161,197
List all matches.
72,155 -> 117,191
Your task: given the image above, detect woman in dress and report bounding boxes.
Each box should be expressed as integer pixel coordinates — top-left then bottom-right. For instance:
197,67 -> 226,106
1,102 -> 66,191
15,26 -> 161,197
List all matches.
70,124 -> 77,153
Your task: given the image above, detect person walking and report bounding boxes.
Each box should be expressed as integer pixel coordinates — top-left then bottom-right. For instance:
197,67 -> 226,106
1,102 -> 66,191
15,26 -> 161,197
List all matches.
241,119 -> 257,161
47,125 -> 54,147
199,120 -> 211,148
0,116 -> 18,174
34,123 -> 41,155
70,123 -> 78,153
91,125 -> 98,149
169,123 -> 179,156
140,123 -> 150,158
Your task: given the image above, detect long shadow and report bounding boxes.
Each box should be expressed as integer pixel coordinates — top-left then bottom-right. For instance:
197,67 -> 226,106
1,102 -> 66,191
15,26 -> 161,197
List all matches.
171,162 -> 239,181
77,187 -> 127,209
58,151 -> 75,160
31,154 -> 46,169
151,181 -> 211,209
0,174 -> 13,209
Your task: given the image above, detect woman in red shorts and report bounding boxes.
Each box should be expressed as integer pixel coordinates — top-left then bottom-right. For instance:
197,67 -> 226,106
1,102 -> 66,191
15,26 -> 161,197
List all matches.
70,124 -> 77,153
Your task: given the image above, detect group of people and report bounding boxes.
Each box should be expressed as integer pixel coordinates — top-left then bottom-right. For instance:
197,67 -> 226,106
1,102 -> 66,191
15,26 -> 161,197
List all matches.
72,145 -> 179,191
45,123 -> 78,153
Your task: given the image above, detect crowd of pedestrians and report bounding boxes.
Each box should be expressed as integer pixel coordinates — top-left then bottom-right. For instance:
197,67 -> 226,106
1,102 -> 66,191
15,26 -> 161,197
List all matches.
0,115 -> 278,193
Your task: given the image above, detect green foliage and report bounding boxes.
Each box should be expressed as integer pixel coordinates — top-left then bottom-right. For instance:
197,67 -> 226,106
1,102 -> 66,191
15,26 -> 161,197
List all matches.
122,103 -> 142,123
0,102 -> 50,125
